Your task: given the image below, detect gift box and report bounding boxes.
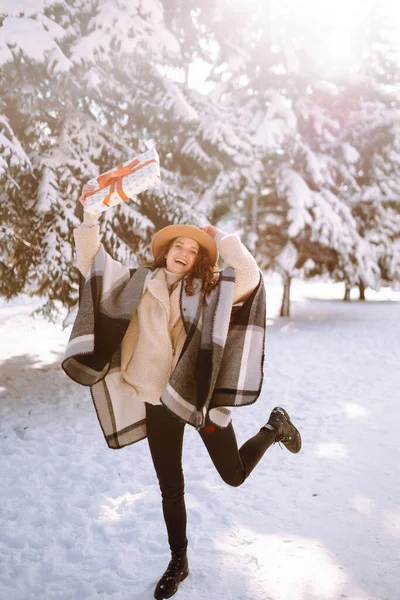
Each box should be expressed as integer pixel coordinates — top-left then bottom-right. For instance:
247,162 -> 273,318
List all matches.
81,148 -> 160,215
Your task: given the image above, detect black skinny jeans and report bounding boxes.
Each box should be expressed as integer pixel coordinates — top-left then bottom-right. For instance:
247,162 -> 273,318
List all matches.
146,403 -> 276,553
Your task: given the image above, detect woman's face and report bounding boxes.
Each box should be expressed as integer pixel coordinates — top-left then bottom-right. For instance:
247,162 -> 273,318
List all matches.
165,236 -> 200,275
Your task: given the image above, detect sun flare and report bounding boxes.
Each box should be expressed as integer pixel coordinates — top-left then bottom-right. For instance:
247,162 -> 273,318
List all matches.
223,0 -> 400,75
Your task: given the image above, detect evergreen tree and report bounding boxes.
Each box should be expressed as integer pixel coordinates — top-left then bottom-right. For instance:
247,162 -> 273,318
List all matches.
202,1 -> 400,312
203,3 -> 371,315
0,0 -> 243,316
2,0 -> 399,320
339,4 -> 400,296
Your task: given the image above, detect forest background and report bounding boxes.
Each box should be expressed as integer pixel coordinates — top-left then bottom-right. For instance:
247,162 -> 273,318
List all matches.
1,0 -> 400,318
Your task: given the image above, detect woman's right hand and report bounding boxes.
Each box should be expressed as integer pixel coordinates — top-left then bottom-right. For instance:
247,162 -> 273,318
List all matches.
80,183 -> 101,226
79,183 -> 96,205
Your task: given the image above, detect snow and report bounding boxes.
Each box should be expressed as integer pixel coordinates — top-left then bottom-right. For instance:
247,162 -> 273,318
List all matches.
0,116 -> 31,175
0,0 -> 50,16
161,79 -> 199,122
277,169 -> 313,237
342,143 -> 360,165
276,242 -> 298,275
71,0 -> 180,65
312,80 -> 339,96
0,17 -> 71,72
1,281 -> 399,600
251,93 -> 297,151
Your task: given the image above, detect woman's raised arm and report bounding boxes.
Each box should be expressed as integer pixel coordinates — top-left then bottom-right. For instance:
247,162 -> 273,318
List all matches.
203,225 -> 260,304
74,185 -> 101,278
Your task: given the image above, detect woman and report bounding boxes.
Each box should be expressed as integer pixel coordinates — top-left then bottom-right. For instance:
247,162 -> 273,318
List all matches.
63,198 -> 301,600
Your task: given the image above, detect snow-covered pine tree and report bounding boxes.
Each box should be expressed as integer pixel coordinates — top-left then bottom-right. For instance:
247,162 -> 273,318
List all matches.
0,0 -> 247,317
339,4 -> 400,298
0,112 -> 32,298
202,2 -> 372,315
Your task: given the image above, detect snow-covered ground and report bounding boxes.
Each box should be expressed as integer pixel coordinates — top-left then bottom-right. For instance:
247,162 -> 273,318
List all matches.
1,280 -> 399,600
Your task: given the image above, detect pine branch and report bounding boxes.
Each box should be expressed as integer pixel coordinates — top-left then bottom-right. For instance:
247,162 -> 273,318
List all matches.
0,226 -> 37,250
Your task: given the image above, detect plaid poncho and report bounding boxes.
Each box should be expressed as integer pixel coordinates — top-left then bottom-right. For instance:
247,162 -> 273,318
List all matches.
62,244 -> 266,449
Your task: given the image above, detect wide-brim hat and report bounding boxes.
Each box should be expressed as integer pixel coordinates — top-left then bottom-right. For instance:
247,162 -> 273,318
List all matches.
151,224 -> 218,265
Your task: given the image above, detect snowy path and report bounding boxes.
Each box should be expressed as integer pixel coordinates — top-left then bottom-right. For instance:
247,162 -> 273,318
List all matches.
1,282 -> 399,600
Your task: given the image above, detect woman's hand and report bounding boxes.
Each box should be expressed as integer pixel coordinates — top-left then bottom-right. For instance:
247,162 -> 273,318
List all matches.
202,224 -> 218,239
79,183 -> 96,205
79,183 -> 100,226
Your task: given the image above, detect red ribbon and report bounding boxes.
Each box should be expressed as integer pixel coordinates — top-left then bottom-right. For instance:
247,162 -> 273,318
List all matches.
85,157 -> 159,207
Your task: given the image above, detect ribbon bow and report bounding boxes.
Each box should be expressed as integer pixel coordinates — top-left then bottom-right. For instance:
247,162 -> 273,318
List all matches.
85,156 -> 158,207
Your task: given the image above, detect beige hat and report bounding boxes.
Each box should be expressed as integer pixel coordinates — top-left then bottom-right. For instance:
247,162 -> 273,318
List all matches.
151,224 -> 218,265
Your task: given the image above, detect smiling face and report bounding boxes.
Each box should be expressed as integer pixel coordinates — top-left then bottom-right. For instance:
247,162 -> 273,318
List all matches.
165,236 -> 200,276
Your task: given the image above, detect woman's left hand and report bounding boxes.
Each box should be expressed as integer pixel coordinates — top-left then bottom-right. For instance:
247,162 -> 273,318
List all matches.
203,224 -> 218,239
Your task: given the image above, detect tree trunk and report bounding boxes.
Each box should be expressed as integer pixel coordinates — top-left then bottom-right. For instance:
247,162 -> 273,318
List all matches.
358,280 -> 366,301
280,276 -> 291,317
343,283 -> 351,302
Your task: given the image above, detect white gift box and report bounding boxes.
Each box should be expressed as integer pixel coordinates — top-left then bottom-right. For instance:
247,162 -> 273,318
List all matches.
81,148 -> 160,215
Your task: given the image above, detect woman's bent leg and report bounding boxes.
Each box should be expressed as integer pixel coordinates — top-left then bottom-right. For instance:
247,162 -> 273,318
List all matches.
199,420 -> 276,487
146,403 -> 187,553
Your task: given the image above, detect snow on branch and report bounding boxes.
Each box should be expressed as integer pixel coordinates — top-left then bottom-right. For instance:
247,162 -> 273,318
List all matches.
277,168 -> 313,237
0,16 -> 71,72
71,0 -> 180,65
0,115 -> 31,176
251,93 -> 297,151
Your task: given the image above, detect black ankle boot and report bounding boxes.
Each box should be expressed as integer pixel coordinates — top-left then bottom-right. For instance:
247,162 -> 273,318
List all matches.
154,547 -> 189,599
263,407 -> 302,453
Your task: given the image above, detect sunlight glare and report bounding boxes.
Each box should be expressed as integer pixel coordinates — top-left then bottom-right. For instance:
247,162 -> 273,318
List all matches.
383,510 -> 400,537
342,403 -> 369,419
216,528 -> 366,599
350,494 -> 375,515
99,491 -> 147,523
223,0 -> 400,74
316,442 -> 348,459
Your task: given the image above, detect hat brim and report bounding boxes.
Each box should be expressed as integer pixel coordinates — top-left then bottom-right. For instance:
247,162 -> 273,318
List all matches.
151,224 -> 218,265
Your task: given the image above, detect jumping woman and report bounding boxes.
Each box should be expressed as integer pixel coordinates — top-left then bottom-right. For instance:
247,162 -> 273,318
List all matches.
63,196 -> 301,599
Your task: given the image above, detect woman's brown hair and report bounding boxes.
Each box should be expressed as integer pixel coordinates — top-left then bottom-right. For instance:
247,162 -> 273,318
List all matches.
151,238 -> 219,296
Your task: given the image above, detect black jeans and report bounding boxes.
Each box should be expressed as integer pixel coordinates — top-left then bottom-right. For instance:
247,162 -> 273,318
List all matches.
146,403 -> 276,553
